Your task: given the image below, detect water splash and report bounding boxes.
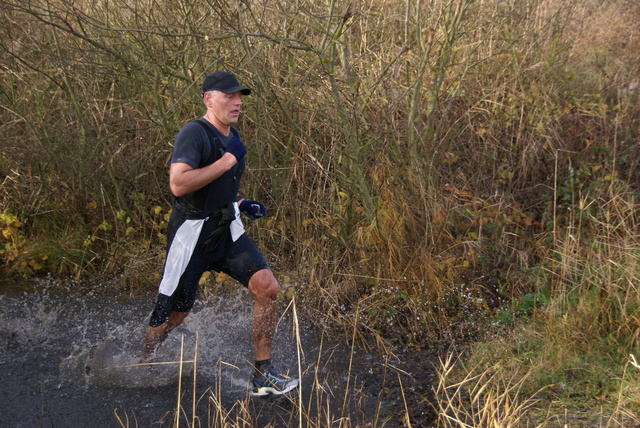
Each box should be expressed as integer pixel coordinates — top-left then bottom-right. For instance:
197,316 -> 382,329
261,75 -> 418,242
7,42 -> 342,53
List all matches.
0,279 -> 436,427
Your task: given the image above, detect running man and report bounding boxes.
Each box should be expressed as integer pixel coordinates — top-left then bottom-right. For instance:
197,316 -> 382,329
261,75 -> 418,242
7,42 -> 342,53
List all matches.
142,71 -> 298,396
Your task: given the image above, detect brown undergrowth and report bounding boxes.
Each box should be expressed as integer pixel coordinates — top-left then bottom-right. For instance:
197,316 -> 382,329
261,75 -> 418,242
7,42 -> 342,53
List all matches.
1,0 -> 640,424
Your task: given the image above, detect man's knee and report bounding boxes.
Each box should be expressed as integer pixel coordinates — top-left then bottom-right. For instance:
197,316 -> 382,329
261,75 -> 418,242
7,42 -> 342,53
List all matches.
249,269 -> 278,300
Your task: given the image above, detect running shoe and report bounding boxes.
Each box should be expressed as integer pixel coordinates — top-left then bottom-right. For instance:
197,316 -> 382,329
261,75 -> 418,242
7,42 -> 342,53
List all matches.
251,366 -> 299,397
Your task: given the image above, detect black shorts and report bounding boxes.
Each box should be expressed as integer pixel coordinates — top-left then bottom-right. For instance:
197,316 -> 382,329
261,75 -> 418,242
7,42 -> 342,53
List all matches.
148,233 -> 269,327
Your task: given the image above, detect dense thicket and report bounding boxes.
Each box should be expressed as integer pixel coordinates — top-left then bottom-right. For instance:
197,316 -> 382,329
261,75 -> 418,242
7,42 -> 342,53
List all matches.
1,0 -> 639,348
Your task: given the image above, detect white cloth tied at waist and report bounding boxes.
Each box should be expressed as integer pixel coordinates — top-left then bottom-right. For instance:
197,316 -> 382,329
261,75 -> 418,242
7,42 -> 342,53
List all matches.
158,202 -> 244,297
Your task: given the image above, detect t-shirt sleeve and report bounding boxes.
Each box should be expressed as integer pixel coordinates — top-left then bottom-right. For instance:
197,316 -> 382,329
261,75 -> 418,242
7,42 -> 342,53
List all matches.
171,121 -> 208,169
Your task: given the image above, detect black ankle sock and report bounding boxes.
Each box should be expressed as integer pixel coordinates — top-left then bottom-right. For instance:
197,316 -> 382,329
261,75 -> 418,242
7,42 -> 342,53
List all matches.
255,359 -> 271,377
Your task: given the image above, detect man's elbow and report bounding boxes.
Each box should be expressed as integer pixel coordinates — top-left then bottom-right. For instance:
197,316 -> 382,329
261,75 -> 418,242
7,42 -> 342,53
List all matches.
170,183 -> 186,197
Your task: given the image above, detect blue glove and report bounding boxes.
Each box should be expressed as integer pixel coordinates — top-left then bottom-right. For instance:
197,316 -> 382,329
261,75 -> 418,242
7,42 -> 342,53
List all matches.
225,137 -> 246,161
239,200 -> 266,220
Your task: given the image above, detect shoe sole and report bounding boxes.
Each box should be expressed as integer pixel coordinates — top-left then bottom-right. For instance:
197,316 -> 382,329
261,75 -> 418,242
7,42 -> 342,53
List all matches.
250,380 -> 299,397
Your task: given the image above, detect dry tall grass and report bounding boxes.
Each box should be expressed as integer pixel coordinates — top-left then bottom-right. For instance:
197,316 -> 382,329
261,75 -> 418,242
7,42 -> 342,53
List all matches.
1,0 -> 640,424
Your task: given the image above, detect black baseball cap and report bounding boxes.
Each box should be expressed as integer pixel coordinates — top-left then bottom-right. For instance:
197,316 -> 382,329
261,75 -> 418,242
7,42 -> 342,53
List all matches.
201,71 -> 251,95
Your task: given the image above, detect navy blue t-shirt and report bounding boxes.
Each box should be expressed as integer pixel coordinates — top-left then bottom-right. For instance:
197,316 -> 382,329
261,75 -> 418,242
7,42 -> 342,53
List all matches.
171,118 -> 245,214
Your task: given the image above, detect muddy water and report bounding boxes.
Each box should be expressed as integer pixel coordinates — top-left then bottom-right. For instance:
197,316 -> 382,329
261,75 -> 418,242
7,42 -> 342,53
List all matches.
0,278 -> 437,427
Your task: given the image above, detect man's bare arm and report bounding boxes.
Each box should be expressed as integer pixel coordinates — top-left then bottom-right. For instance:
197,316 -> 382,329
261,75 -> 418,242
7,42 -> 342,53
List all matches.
169,153 -> 237,197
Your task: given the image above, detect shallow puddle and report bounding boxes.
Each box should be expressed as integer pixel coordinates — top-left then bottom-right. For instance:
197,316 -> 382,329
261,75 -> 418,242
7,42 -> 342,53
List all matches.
0,278 -> 437,427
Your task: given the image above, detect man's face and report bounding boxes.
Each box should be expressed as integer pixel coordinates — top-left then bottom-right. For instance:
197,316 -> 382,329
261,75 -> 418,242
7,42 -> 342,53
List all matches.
206,90 -> 242,126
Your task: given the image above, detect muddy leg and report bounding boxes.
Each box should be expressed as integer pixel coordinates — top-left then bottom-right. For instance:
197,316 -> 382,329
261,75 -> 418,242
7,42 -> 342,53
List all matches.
247,269 -> 279,361
141,311 -> 189,362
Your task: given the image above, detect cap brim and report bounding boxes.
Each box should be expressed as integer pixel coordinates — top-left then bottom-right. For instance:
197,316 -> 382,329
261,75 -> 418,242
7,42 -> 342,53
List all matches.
220,86 -> 251,95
